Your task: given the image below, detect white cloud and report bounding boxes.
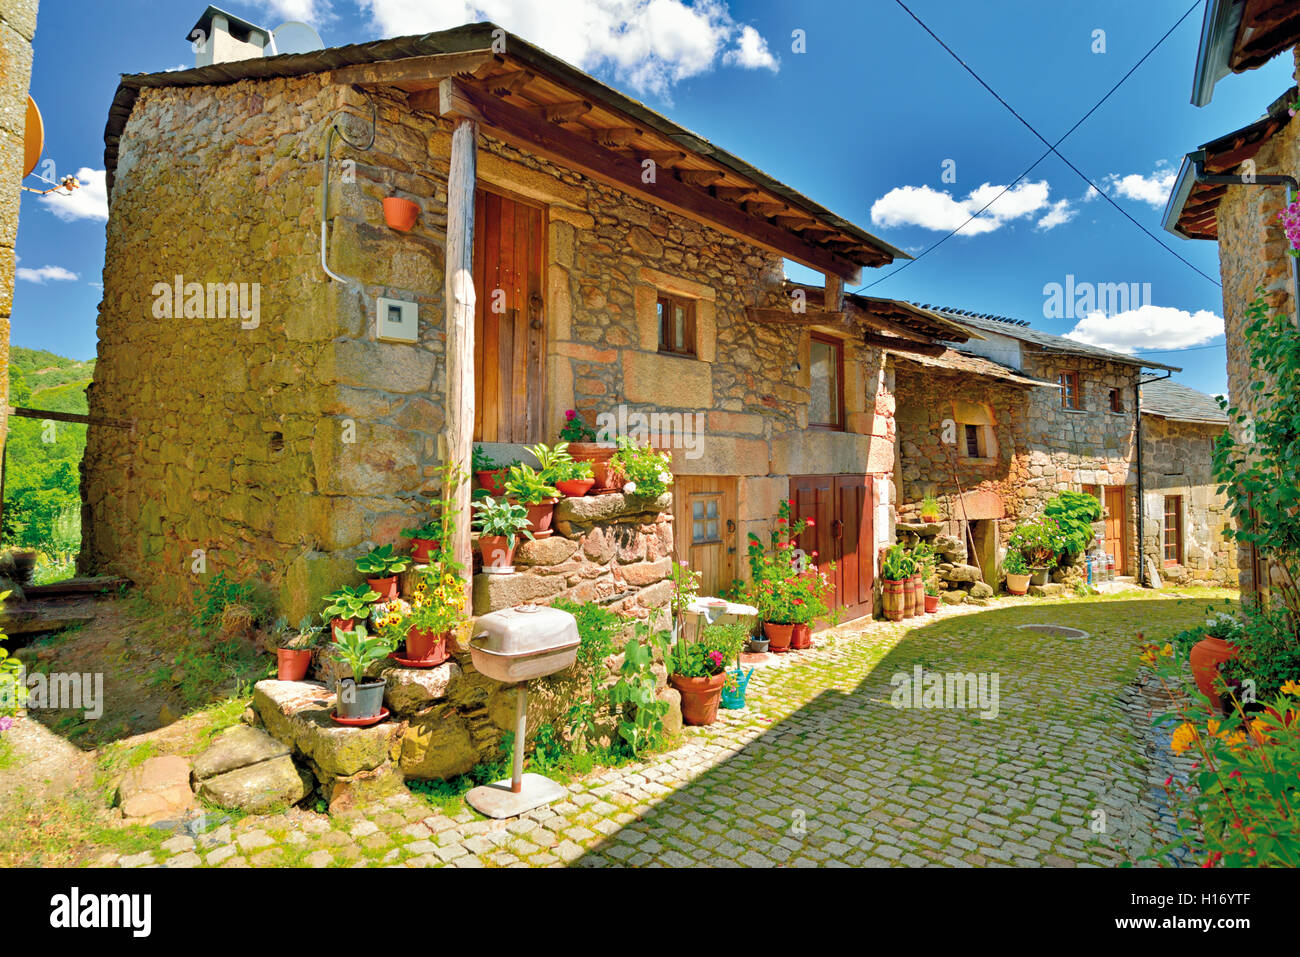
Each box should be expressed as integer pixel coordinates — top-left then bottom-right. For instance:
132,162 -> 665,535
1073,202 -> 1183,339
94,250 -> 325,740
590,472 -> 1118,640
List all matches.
723,25 -> 777,71
251,0 -> 333,23
870,180 -> 1067,236
1099,163 -> 1177,208
357,0 -> 775,97
16,265 -> 79,284
1064,304 -> 1224,353
38,168 -> 108,223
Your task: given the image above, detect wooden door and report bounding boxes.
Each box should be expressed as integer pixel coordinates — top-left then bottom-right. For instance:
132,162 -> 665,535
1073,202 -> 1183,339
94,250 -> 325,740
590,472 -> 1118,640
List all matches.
1103,486 -> 1128,575
473,188 -> 545,443
673,477 -> 737,598
790,474 -> 874,621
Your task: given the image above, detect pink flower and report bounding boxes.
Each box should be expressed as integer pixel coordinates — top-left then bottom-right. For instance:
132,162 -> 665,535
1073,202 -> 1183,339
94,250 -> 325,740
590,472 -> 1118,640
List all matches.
806,518 -> 816,527
0,717 -> 13,733
708,651 -> 723,667
565,409 -> 576,419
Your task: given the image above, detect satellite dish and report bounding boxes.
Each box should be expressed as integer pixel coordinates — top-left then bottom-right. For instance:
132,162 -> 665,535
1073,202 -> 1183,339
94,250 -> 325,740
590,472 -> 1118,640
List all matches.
23,95 -> 43,177
268,21 -> 323,56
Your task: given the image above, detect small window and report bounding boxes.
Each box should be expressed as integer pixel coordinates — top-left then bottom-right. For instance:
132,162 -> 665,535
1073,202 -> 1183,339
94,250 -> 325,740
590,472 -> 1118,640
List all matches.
657,294 -> 696,356
1108,388 -> 1124,413
964,424 -> 981,458
691,494 -> 721,544
809,335 -> 844,430
1059,371 -> 1081,410
1163,495 -> 1183,565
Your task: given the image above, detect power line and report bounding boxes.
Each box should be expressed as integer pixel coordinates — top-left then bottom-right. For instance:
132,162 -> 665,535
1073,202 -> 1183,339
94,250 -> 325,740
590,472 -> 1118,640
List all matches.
1133,341 -> 1227,354
860,0 -> 1216,293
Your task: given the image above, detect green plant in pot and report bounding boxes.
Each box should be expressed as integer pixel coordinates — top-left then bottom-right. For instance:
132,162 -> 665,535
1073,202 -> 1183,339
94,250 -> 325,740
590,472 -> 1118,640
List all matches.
355,544 -> 411,600
330,624 -> 394,722
401,519 -> 440,564
272,614 -> 325,681
919,494 -> 941,523
322,585 -> 380,634
503,460 -> 560,538
471,495 -> 534,573
611,437 -> 673,499
880,544 -> 916,622
923,581 -> 941,614
1003,548 -> 1031,595
1008,517 -> 1063,585
666,622 -> 747,726
473,445 -> 512,496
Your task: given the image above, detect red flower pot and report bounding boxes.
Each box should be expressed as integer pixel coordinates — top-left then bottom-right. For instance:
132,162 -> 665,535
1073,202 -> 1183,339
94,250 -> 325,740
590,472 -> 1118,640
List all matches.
524,500 -> 557,538
556,478 -> 595,498
476,469 -> 507,496
410,538 -> 435,564
478,535 -> 515,571
924,594 -> 940,614
382,196 -> 419,231
790,623 -> 812,650
330,617 -> 356,638
763,621 -> 793,652
405,628 -> 450,665
367,576 -> 399,601
568,443 -> 621,494
882,579 -> 905,621
277,648 -> 312,681
1190,636 -> 1238,710
669,672 -> 726,726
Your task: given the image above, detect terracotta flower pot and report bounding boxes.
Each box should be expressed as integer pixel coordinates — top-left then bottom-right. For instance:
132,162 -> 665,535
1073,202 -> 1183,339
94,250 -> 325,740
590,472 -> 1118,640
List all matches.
568,442 -> 621,494
367,576 -> 399,601
524,500 -> 558,538
409,538 -> 436,564
669,672 -> 726,726
405,628 -> 450,665
882,579 -> 905,621
1005,573 -> 1030,595
924,594 -> 939,614
763,621 -> 794,652
920,513 -> 939,524
330,617 -> 356,638
382,196 -> 419,231
476,469 -> 507,496
277,648 -> 312,681
1190,636 -> 1238,710
556,478 -> 595,498
790,623 -> 812,650
478,534 -> 515,572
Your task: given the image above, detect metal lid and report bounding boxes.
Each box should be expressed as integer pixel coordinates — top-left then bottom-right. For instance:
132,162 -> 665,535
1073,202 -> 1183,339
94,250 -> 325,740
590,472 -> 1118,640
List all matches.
471,604 -> 579,658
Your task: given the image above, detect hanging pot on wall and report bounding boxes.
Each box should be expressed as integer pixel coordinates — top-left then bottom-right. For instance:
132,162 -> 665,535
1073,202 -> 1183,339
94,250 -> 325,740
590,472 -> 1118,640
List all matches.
382,196 -> 420,231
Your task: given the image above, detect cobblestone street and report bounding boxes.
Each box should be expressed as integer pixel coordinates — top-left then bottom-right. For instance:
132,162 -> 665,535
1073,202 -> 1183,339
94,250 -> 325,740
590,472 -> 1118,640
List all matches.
76,592 -> 1202,869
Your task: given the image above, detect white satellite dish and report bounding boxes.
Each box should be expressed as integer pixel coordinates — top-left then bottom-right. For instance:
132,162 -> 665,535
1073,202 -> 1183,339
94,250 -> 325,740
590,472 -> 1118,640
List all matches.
267,21 -> 323,56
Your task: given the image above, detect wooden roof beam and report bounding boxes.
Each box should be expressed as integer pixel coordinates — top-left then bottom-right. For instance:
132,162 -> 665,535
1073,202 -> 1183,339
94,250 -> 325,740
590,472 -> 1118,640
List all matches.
678,169 -> 726,188
331,50 -> 500,89
533,100 -> 593,124
748,307 -> 850,327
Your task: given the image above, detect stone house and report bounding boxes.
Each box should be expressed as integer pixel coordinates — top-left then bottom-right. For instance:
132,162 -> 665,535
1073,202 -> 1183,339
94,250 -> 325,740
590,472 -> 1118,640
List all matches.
890,306 -> 1208,587
82,19 -> 975,623
1162,1 -> 1300,594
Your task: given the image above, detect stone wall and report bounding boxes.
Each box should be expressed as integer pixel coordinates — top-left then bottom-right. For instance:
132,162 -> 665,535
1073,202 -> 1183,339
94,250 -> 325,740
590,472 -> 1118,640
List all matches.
1140,415 -> 1236,585
0,0 -> 38,460
86,71 -> 899,620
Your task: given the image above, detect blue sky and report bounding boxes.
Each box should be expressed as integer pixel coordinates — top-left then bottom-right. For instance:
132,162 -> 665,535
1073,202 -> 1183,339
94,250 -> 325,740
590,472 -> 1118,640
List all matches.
15,0 -> 1297,398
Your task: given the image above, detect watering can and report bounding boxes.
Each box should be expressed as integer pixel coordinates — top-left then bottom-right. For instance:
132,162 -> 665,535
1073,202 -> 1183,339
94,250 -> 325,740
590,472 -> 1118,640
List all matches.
720,666 -> 755,710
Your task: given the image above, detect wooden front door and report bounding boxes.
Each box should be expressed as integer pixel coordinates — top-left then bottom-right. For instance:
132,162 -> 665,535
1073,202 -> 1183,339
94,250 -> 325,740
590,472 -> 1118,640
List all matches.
790,474 -> 874,621
673,477 -> 738,599
473,188 -> 545,443
1103,485 -> 1128,575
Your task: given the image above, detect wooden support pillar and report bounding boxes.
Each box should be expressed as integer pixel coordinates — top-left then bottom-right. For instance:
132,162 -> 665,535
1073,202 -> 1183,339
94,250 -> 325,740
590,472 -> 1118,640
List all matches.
443,117 -> 478,612
824,273 -> 844,314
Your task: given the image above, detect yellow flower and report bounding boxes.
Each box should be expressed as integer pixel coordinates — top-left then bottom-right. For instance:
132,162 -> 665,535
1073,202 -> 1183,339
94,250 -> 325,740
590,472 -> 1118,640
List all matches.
1281,680 -> 1300,696
1170,722 -> 1198,755
1161,643 -> 1174,658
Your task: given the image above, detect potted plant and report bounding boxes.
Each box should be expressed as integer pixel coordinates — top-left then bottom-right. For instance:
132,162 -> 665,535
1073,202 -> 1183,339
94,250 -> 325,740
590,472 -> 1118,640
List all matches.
1190,614 -> 1245,711
382,565 -> 465,664
919,495 -> 941,524
560,410 -> 620,493
382,196 -> 419,232
720,664 -> 755,710
355,544 -> 410,600
789,561 -> 836,649
667,622 -> 746,725
923,582 -> 940,614
503,460 -> 560,538
271,614 -> 325,681
611,438 -> 673,500
472,446 -> 509,496
881,545 -> 915,622
1009,517 -> 1062,586
330,624 -> 394,722
471,495 -> 534,573
401,520 -> 440,564
550,457 -> 595,497
1003,549 -> 1031,595
744,500 -> 832,650
321,585 -> 380,635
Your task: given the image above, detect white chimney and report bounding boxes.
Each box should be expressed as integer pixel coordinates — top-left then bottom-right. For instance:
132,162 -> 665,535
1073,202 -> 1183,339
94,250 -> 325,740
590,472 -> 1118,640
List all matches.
189,5 -> 271,68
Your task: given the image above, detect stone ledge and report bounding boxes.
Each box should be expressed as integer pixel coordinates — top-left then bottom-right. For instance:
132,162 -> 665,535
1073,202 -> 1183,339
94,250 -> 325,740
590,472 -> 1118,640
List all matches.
554,491 -> 672,533
253,680 -> 400,778
378,660 -> 461,714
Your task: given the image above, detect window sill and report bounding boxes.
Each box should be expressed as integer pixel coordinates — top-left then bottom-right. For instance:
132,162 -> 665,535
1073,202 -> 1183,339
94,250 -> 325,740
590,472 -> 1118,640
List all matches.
657,349 -> 699,360
1059,407 -> 1087,414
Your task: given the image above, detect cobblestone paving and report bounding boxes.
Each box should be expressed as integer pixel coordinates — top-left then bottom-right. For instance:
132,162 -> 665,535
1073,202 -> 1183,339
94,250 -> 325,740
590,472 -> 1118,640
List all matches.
96,594 -> 1201,868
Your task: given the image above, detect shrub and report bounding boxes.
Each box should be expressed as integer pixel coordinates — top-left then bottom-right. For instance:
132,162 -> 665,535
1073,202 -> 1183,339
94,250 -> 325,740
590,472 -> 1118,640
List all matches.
611,438 -> 673,499
1043,491 -> 1103,556
1009,517 -> 1066,567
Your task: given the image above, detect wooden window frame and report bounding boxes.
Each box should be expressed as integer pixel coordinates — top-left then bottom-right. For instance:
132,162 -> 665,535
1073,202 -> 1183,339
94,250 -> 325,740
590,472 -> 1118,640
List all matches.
657,293 -> 697,357
1108,388 -> 1124,414
689,492 -> 724,545
1163,495 -> 1184,566
809,333 -> 845,431
1058,371 -> 1082,410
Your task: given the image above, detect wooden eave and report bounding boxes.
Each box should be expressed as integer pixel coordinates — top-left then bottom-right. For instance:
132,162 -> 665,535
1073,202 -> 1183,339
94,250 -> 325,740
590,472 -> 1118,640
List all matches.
1231,0 -> 1300,71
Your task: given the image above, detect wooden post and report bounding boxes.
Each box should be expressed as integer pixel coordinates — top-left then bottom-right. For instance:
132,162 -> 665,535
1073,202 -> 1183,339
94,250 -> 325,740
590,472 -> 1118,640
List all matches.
444,117 -> 478,613
824,273 -> 844,314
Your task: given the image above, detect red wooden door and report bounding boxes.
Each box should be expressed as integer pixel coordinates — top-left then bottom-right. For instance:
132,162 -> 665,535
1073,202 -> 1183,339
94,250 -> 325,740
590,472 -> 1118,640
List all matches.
790,474 -> 874,621
473,188 -> 545,443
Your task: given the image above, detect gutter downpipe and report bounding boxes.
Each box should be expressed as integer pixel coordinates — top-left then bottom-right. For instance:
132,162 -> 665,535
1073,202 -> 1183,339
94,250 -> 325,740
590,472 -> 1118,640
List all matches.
1136,369 -> 1173,588
320,93 -> 377,284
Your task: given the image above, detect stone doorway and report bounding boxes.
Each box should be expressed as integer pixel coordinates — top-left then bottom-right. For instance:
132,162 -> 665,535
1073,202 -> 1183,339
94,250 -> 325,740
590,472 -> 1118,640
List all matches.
967,518 -> 999,586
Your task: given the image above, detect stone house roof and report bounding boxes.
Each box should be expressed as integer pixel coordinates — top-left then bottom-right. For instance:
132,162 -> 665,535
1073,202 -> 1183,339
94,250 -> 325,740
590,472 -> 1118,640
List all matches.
1139,379 -> 1229,426
888,348 -> 1057,389
921,307 -> 1181,373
